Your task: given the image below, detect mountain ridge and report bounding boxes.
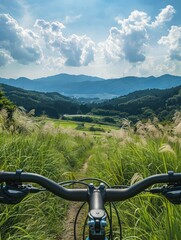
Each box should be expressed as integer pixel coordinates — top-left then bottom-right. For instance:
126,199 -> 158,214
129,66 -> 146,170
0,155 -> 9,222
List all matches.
0,73 -> 181,99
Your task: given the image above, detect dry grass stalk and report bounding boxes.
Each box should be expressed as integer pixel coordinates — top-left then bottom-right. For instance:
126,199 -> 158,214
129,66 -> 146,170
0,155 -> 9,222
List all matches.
12,108 -> 39,133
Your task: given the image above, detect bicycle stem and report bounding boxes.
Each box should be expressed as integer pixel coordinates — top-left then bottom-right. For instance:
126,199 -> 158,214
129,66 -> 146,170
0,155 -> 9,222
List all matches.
89,183 -> 105,210
88,183 -> 107,240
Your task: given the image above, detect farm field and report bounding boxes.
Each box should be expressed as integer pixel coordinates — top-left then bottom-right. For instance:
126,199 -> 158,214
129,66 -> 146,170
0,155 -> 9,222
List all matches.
46,118 -> 120,134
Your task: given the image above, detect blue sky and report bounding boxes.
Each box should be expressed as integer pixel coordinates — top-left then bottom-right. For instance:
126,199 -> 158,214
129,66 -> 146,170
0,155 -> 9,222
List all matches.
0,0 -> 180,79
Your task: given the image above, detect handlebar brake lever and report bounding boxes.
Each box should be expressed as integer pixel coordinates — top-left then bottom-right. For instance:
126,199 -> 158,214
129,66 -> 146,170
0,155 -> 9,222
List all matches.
0,183 -> 42,204
162,185 -> 181,205
150,184 -> 181,204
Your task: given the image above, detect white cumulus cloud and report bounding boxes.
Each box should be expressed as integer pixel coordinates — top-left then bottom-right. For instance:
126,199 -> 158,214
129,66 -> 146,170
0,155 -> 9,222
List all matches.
35,19 -> 95,66
99,5 -> 176,65
0,14 -> 42,65
100,10 -> 149,63
158,26 -> 181,61
151,5 -> 176,28
35,19 -> 65,34
0,4 -> 178,77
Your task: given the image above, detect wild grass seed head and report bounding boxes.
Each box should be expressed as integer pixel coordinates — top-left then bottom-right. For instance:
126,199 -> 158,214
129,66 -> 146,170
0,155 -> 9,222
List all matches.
158,143 -> 176,156
174,122 -> 181,135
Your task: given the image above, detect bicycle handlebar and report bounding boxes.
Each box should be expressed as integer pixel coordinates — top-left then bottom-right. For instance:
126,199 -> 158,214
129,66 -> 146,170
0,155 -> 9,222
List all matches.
106,171 -> 181,201
0,171 -> 88,201
1,170 -> 181,202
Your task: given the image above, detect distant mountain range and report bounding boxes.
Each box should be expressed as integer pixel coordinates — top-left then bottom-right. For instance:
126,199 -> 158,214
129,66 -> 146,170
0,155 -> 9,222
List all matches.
0,73 -> 181,99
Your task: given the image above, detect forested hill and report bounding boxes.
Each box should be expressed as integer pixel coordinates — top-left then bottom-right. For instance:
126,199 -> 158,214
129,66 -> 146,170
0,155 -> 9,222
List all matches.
0,84 -> 88,118
91,86 -> 181,122
1,83 -> 181,122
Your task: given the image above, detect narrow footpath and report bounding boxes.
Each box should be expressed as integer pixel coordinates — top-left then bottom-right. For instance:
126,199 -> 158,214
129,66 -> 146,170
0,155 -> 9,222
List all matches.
59,162 -> 88,239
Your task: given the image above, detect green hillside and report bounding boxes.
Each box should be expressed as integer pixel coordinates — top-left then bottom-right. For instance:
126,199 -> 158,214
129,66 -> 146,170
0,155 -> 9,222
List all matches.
92,86 -> 181,122
0,84 -> 90,118
1,83 -> 181,123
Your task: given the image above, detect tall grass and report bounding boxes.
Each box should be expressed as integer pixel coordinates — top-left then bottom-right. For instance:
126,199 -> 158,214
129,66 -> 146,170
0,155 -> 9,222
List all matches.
1,109 -> 181,239
87,116 -> 181,239
0,112 -> 93,239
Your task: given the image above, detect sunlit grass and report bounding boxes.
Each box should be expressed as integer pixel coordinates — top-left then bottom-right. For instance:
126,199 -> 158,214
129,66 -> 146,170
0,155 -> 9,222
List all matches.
46,118 -> 119,133
87,116 -> 181,239
1,109 -> 181,239
0,118 -> 93,239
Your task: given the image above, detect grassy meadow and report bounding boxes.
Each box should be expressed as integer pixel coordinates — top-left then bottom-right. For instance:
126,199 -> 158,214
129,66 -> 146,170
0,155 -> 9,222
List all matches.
0,109 -> 181,239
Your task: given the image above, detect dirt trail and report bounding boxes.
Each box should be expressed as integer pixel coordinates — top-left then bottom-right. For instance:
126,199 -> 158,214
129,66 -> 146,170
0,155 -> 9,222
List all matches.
58,161 -> 89,240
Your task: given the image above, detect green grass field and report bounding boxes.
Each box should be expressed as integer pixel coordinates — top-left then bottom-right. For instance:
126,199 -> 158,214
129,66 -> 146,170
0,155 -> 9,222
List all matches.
0,110 -> 181,239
